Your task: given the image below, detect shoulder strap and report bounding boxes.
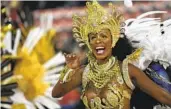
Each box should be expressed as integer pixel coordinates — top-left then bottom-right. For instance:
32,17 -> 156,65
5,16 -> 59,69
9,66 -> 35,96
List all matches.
122,58 -> 135,90
122,48 -> 143,90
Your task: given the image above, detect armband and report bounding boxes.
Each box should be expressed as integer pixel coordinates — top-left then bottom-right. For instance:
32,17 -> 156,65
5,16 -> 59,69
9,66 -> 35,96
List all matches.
59,66 -> 73,83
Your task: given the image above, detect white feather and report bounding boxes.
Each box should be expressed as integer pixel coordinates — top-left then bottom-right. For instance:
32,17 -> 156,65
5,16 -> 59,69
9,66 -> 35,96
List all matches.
47,13 -> 53,30
44,90 -> 62,102
27,28 -> 45,54
163,19 -> 171,27
0,103 -> 12,109
45,87 -> 63,100
2,75 -> 23,85
34,96 -> 61,109
43,52 -> 65,70
3,31 -> 12,53
46,87 -> 53,93
125,11 -> 171,70
44,89 -> 59,101
48,80 -> 59,85
124,18 -> 135,26
12,29 -> 21,56
124,0 -> 133,7
10,89 -> 36,109
44,74 -> 60,81
34,101 -> 45,109
137,11 -> 167,19
22,28 -> 39,50
45,66 -> 64,75
44,90 -> 53,99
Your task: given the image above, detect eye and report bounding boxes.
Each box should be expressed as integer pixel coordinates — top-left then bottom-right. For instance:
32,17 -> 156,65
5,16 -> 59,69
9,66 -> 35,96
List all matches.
91,36 -> 96,40
102,34 -> 107,38
100,33 -> 107,38
89,33 -> 96,41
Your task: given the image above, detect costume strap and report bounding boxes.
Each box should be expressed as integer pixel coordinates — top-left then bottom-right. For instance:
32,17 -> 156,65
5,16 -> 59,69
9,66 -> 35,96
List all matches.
122,48 -> 143,90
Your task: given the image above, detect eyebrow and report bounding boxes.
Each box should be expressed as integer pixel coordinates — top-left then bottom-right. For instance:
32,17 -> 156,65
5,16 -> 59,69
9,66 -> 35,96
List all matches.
88,33 -> 96,37
99,32 -> 107,35
99,31 -> 108,36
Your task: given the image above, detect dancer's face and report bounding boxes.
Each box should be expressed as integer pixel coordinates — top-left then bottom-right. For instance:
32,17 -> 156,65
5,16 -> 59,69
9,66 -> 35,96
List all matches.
89,28 -> 112,63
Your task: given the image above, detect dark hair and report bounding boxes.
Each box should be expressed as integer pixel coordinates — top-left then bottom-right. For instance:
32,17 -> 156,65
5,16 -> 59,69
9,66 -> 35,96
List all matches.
112,35 -> 134,61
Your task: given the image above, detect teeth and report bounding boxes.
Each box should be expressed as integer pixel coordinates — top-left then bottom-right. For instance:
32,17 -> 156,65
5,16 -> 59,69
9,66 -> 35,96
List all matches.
96,47 -> 104,49
95,47 -> 105,54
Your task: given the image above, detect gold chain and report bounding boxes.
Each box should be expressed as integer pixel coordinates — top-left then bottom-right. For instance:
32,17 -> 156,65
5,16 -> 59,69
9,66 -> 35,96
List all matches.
87,56 -> 120,89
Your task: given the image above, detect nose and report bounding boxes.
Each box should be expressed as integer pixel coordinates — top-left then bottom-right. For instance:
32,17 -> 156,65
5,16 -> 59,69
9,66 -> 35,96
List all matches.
96,39 -> 100,43
96,35 -> 102,44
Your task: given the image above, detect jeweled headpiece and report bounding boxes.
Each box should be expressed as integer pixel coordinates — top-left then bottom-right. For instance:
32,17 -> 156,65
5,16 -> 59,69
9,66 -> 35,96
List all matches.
72,1 -> 123,50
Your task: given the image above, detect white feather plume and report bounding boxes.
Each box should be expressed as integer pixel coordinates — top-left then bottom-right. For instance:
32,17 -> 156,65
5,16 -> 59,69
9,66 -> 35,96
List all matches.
125,11 -> 171,70
34,96 -> 61,109
43,52 -> 65,70
45,66 -> 64,76
3,31 -> 12,53
12,29 -> 21,56
34,102 -> 45,109
10,89 -> 36,109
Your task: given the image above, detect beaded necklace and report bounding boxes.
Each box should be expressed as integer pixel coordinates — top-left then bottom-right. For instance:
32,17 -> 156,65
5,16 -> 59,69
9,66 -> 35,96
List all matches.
87,56 -> 120,89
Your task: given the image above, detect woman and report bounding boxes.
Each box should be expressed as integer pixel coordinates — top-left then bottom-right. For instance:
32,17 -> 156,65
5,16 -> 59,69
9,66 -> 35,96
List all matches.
52,1 -> 171,109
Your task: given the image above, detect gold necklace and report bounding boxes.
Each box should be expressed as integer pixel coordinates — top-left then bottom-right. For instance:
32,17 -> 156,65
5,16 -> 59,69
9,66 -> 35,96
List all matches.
87,56 -> 120,89
93,56 -> 115,72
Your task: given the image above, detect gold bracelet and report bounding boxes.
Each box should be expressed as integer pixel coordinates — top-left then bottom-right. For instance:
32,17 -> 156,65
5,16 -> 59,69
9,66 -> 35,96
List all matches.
59,66 -> 73,83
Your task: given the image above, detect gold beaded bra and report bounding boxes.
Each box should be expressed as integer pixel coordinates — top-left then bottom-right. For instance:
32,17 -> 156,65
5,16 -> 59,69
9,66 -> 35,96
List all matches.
81,55 -> 135,109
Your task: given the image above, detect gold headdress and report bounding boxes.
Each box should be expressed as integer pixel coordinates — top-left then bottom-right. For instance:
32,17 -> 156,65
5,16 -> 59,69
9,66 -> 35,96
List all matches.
72,1 -> 123,50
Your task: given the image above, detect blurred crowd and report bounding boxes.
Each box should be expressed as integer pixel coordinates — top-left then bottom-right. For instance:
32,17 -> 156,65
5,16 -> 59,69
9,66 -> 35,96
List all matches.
1,1 -> 171,55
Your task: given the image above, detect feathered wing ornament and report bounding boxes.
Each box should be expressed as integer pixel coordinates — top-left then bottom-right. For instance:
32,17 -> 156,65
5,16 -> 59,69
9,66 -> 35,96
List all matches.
124,11 -> 171,70
124,11 -> 171,108
1,25 -> 65,109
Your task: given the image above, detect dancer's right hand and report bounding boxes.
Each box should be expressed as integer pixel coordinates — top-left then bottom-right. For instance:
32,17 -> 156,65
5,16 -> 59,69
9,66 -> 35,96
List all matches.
64,53 -> 81,69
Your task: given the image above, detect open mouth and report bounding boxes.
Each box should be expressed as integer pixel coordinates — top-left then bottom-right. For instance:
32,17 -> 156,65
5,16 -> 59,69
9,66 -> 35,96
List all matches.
96,47 -> 105,54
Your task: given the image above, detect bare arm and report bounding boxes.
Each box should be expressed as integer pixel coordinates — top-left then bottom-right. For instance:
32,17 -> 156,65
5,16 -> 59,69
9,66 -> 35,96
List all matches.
52,66 -> 84,98
52,53 -> 84,98
128,63 -> 171,106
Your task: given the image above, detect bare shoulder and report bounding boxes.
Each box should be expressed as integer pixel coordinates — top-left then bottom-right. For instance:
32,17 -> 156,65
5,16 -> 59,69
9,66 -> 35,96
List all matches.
127,63 -> 142,79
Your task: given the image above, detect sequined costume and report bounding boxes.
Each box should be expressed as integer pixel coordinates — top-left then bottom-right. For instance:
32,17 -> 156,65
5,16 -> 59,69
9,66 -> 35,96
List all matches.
81,57 -> 133,109
60,1 -> 171,109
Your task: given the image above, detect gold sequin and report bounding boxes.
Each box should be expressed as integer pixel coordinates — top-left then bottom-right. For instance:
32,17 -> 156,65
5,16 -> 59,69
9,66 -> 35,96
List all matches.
81,56 -> 132,109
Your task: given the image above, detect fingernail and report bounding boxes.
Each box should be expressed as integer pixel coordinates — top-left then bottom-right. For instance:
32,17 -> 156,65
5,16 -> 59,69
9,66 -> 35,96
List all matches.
63,52 -> 67,56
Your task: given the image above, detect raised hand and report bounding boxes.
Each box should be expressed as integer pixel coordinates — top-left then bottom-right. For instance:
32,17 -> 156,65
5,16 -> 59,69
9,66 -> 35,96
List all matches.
64,53 -> 81,69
